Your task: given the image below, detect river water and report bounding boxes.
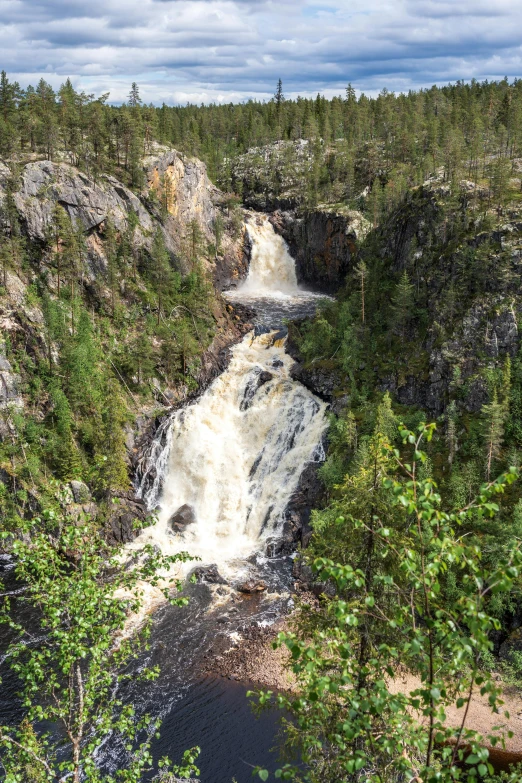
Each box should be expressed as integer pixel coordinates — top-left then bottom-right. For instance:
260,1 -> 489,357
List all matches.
1,214 -> 329,782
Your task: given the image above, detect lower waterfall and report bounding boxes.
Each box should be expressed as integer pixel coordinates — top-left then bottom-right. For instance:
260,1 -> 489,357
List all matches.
133,213 -> 328,586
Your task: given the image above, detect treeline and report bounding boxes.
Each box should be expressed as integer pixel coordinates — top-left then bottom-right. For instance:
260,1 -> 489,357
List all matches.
0,75 -> 156,187
2,72 -> 522,199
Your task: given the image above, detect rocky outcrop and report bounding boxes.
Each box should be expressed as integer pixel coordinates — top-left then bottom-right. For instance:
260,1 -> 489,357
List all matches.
1,150 -> 249,290
231,139 -> 313,212
104,490 -> 149,545
270,207 -> 369,292
4,160 -> 167,280
0,350 -> 22,410
145,147 -> 249,289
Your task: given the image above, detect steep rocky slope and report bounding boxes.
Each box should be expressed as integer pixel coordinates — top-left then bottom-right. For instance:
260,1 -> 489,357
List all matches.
0,147 -> 250,539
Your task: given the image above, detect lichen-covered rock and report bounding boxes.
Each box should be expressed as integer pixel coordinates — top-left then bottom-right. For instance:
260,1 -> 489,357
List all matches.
12,160 -> 155,241
0,353 -> 22,409
70,480 -> 91,504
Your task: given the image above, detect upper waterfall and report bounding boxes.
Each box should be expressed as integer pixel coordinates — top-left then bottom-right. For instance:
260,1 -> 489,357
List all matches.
240,215 -> 299,294
224,213 -> 329,327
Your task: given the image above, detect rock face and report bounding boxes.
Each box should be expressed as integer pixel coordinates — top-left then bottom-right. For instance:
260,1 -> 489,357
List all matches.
13,160 -> 154,242
0,351 -> 22,409
167,503 -> 196,533
271,208 -> 370,292
104,491 -> 148,545
145,149 -> 217,235
145,147 -> 249,289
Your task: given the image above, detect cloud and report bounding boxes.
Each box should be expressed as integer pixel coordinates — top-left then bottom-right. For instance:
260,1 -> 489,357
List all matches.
0,0 -> 521,103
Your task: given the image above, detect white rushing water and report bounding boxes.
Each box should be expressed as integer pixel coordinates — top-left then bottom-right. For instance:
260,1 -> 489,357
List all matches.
240,214 -> 298,294
132,215 -> 328,589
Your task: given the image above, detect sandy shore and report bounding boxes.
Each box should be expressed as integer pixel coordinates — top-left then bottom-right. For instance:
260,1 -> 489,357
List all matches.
205,604 -> 522,758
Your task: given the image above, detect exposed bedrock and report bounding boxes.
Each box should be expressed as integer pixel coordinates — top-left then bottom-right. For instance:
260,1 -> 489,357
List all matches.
269,208 -> 370,293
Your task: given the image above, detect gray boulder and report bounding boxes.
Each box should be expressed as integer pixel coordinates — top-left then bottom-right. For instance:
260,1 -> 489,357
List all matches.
167,504 -> 196,533
191,564 -> 227,584
69,480 -> 91,504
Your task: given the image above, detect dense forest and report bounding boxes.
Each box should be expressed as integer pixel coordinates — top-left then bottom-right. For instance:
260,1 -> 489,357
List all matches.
2,71 -> 522,781
1,72 -> 522,198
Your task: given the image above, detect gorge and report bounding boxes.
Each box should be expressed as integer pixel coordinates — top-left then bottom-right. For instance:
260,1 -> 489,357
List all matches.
3,74 -> 522,782
103,215 -> 330,780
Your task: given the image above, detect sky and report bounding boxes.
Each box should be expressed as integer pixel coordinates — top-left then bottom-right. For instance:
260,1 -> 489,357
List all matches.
0,0 -> 521,105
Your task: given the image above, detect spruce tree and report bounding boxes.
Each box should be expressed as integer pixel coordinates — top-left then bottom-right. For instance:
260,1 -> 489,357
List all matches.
390,271 -> 415,337
150,228 -> 171,325
482,389 -> 505,480
51,386 -> 82,480
98,379 -> 129,490
355,260 -> 367,325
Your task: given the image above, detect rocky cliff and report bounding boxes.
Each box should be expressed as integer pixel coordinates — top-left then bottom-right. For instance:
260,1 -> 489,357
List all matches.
270,207 -> 370,292
0,148 -> 248,290
286,181 -> 522,421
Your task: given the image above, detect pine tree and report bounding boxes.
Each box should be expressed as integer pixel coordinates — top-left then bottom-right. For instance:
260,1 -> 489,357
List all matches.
274,79 -> 285,139
104,216 -> 119,316
133,332 -> 155,386
184,219 -> 204,269
48,204 -> 73,297
128,82 -> 142,108
213,213 -> 224,260
0,70 -> 19,156
35,78 -> 58,159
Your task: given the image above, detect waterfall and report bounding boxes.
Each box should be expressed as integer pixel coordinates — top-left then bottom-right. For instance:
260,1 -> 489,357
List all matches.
132,214 -> 328,585
240,214 -> 298,294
